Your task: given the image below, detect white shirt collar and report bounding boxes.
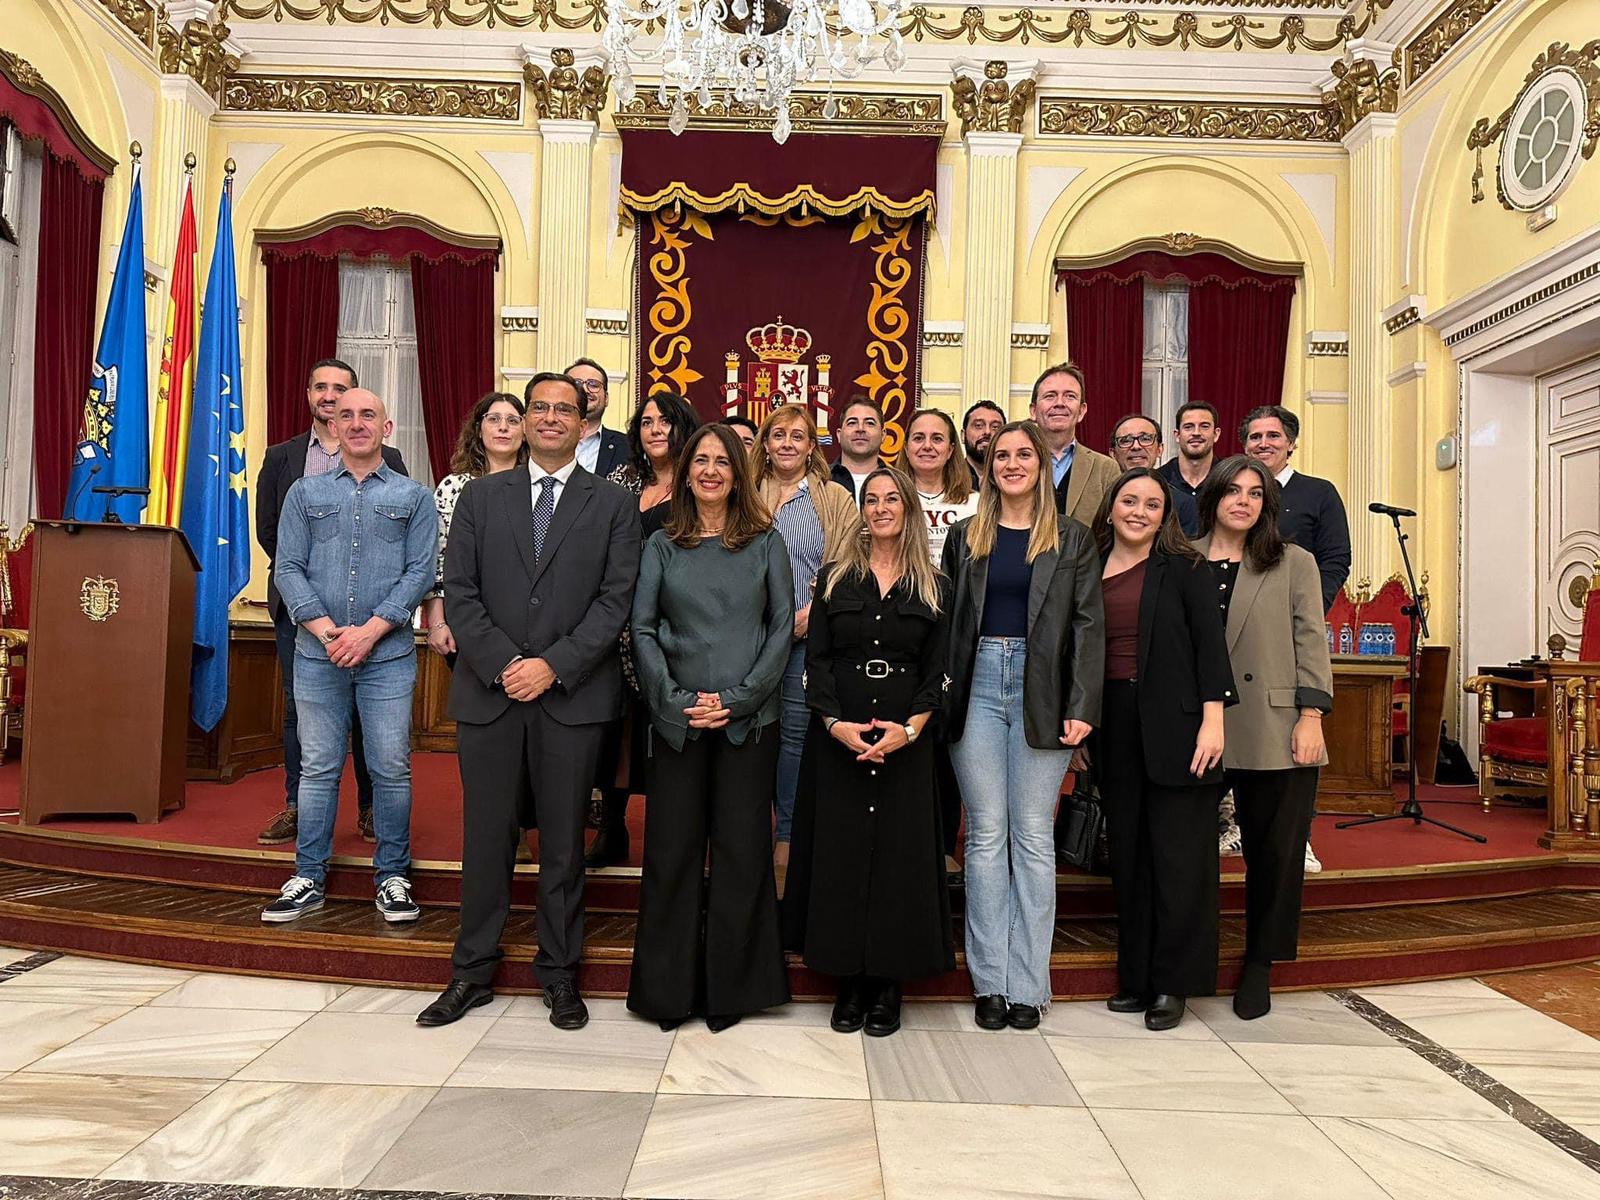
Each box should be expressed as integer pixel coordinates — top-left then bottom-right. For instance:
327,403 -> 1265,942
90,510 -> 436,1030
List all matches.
529,457 -> 579,486
1275,465 -> 1295,486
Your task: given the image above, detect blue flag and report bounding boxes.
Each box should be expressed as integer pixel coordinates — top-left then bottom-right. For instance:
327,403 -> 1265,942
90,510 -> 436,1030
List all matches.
181,175 -> 249,731
66,164 -> 147,521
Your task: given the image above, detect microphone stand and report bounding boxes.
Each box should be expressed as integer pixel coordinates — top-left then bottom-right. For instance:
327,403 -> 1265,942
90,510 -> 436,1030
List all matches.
1338,510 -> 1485,843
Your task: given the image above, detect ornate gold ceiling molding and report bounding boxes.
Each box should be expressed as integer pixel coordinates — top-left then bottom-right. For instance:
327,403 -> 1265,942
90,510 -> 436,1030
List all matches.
613,91 -> 946,135
1038,96 -> 1341,142
222,73 -> 523,119
1465,40 -> 1600,208
1323,50 -> 1400,135
98,0 -> 157,47
158,13 -> 240,98
1056,236 -> 1303,276
952,60 -> 1036,137
1403,0 -> 1506,87
0,50 -> 119,175
256,209 -> 502,251
524,48 -> 610,122
218,0 -> 1378,55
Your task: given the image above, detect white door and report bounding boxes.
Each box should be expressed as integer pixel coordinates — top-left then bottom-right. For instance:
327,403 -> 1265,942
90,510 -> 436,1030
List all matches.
1538,356 -> 1600,648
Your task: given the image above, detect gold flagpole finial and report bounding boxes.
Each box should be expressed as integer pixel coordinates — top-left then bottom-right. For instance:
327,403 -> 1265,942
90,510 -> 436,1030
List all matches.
224,157 -> 237,176
183,152 -> 197,173
129,141 -> 142,162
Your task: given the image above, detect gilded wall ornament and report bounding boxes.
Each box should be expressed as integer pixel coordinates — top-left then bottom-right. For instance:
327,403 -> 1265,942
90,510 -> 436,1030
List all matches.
613,90 -> 944,134
525,48 -> 610,122
1404,0 -> 1505,86
98,0 -> 157,47
1324,51 -> 1400,135
1161,232 -> 1201,251
951,60 -> 1036,136
221,74 -> 523,120
357,206 -> 398,224
1465,41 -> 1600,209
1038,97 -> 1341,142
157,12 -> 240,98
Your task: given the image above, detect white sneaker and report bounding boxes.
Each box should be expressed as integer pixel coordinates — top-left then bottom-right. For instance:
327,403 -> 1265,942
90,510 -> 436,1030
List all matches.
1304,842 -> 1323,874
1218,823 -> 1242,856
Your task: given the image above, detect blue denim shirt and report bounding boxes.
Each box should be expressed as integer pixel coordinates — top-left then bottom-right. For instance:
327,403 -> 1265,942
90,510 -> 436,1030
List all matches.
275,462 -> 437,662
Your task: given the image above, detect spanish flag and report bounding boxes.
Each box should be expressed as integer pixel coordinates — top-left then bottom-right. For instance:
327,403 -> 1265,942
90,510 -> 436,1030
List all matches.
148,177 -> 198,526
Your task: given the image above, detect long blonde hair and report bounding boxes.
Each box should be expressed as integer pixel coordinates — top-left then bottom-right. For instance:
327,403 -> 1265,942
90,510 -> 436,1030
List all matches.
751,405 -> 830,483
823,468 -> 943,613
966,421 -> 1059,563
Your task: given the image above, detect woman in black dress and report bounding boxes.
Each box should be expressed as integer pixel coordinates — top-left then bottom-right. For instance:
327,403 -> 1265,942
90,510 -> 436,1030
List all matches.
784,468 -> 953,1037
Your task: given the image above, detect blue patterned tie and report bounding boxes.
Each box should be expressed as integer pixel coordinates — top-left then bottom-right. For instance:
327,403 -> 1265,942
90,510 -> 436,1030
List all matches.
531,476 -> 555,562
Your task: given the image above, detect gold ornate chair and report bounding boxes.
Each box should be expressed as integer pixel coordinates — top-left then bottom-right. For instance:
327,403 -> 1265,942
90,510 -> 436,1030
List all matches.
0,521 -> 32,766
1465,560 -> 1600,846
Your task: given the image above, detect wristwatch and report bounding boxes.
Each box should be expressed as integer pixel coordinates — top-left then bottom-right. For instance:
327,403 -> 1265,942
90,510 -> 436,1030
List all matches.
903,722 -> 919,742
318,629 -> 337,645
824,716 -> 839,733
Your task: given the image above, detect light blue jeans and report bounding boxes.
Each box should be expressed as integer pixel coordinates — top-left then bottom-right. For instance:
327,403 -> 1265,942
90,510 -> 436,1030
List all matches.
293,650 -> 416,886
950,638 -> 1071,1007
775,639 -> 808,843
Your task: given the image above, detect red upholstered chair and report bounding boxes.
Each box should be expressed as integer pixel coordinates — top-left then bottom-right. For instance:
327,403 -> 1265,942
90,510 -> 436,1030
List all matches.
0,521 -> 32,765
1465,560 -> 1600,837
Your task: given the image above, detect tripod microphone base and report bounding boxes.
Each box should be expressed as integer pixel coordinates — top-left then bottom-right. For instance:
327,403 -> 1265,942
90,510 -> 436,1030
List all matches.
1336,807 -> 1487,843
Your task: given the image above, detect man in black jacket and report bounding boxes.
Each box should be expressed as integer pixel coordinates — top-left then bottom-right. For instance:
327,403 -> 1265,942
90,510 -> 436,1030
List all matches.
1239,404 -> 1351,612
253,358 -> 408,847
1109,413 -> 1200,536
568,357 -> 629,479
829,395 -> 888,502
417,371 -> 641,1031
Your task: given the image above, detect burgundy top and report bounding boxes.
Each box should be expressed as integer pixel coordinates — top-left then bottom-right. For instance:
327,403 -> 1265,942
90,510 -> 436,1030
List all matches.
1102,559 -> 1148,682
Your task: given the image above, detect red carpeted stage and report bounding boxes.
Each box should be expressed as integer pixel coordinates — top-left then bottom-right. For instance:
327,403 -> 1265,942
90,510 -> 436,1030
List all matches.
3,757 -> 1599,999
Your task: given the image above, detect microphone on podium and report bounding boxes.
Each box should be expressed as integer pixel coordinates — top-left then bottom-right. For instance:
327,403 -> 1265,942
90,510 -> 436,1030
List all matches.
1368,502 -> 1416,518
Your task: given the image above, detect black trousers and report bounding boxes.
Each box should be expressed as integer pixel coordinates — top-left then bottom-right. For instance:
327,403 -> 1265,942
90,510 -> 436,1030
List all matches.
1227,765 -> 1320,964
593,715 -> 629,835
1099,681 -> 1220,997
934,740 -> 961,858
627,725 -> 790,1020
275,611 -> 372,815
452,705 -> 601,988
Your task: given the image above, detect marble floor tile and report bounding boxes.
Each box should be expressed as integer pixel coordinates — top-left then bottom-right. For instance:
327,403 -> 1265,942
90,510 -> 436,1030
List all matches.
874,1100 -> 1140,1200
0,957 -> 191,1006
1045,1036 -> 1294,1114
898,1000 -> 1039,1035
1311,1116 -> 1600,1200
0,1071 -> 220,1177
1356,978 -> 1506,1001
1361,991 -> 1600,1055
1039,1000 -> 1219,1041
0,1001 -> 133,1072
0,945 -> 30,966
1231,1043 -> 1509,1121
865,1029 -> 1080,1105
328,983 -> 512,1018
148,974 -> 348,1013
103,1080 -> 434,1188
737,1001 -> 837,1027
23,1005 -> 309,1079
444,1014 -> 672,1092
659,1023 -> 870,1100
503,994 -> 638,1023
1189,991 -> 1396,1047
625,1094 -> 882,1200
1459,1049 -> 1600,1126
363,1086 -> 653,1195
1094,1109 -> 1390,1200
234,1011 -> 491,1086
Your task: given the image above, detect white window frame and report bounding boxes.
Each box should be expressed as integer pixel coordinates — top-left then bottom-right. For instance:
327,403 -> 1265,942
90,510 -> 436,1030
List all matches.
1141,280 -> 1190,435
334,255 -> 431,488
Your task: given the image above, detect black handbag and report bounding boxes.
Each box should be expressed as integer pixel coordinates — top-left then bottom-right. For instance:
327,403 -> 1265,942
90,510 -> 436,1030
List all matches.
1055,774 -> 1106,872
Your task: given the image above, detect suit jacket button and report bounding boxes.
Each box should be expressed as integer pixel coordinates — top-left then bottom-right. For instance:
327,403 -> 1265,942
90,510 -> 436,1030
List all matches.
522,643 -> 531,651
530,597 -> 542,607
1244,673 -> 1253,682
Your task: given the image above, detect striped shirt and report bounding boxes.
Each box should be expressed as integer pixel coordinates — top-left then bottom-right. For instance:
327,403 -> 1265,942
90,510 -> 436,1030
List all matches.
772,479 -> 826,613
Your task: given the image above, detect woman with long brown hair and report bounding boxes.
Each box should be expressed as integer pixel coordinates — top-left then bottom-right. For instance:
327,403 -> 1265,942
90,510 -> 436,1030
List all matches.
628,423 -> 795,1031
1089,467 -> 1234,1031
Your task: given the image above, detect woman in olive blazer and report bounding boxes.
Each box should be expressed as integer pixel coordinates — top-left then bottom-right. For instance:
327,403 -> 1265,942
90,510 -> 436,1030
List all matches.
1196,455 -> 1334,1022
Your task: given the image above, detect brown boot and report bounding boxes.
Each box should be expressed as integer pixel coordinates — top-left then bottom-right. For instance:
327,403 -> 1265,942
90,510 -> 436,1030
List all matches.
257,809 -> 297,846
358,808 -> 376,844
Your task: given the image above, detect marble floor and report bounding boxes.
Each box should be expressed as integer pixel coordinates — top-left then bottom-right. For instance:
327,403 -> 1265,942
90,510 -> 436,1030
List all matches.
1,946 -> 1599,1200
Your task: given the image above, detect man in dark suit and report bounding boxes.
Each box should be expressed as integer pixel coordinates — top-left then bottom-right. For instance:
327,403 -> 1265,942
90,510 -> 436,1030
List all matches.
253,358 -> 408,847
1240,404 -> 1351,612
1109,413 -> 1200,536
417,371 -> 642,1031
567,357 -> 629,479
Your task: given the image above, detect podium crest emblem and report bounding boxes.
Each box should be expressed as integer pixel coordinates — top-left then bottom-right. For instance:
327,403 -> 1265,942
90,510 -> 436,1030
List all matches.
80,576 -> 120,623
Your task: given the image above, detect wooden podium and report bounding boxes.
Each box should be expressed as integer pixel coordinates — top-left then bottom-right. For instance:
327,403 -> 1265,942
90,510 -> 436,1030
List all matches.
20,522 -> 198,823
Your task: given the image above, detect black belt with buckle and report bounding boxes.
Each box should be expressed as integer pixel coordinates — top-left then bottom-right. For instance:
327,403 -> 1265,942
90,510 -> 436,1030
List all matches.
848,658 -> 915,678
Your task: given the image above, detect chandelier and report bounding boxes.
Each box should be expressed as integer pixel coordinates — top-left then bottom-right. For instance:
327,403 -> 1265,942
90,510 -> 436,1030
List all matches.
603,0 -> 909,143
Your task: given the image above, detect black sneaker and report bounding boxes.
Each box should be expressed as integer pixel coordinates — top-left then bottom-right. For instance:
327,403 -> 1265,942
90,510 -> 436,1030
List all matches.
1006,1003 -> 1042,1030
974,994 -> 1008,1030
262,876 -> 324,923
375,876 -> 420,924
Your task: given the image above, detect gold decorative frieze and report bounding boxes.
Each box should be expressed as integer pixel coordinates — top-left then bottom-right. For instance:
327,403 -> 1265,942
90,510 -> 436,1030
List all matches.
1465,41 -> 1600,208
922,329 -> 963,348
503,314 -> 539,332
1038,97 -> 1341,142
158,15 -> 239,98
1442,263 -> 1600,347
222,74 -> 522,120
1384,306 -> 1420,335
98,0 -> 157,47
1010,330 -> 1051,350
218,0 -> 1379,56
613,90 -> 945,135
1306,332 -> 1350,356
586,315 -> 628,335
1161,232 -> 1201,251
525,48 -> 610,123
952,61 -> 1035,137
1404,0 -> 1505,86
1324,50 -> 1400,135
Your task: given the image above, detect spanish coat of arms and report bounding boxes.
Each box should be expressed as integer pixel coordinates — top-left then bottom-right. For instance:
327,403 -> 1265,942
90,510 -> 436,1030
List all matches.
721,318 -> 836,442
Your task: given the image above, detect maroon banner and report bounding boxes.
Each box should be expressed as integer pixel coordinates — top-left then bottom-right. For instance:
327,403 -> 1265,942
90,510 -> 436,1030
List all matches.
634,207 -> 926,457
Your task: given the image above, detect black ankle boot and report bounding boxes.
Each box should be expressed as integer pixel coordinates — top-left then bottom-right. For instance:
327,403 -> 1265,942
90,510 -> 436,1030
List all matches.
1233,962 -> 1272,1021
831,977 -> 867,1033
864,981 -> 902,1038
583,825 -> 630,870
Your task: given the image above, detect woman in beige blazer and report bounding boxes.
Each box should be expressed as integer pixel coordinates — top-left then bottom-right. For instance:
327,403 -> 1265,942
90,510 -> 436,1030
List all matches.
1195,455 -> 1333,1022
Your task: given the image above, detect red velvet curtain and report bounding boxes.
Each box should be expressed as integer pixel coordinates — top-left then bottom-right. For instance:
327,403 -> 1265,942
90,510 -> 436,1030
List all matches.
1188,277 -> 1296,456
1059,272 -> 1144,454
34,155 -> 104,519
264,254 -> 340,446
411,256 -> 495,480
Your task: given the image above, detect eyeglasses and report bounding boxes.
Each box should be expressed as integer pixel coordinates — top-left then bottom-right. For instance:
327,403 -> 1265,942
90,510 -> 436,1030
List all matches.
1113,432 -> 1158,448
482,414 -> 521,428
575,378 -> 605,392
528,401 -> 583,419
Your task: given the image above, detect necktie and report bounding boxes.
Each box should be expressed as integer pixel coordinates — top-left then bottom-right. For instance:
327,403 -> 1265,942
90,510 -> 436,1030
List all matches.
532,476 -> 555,562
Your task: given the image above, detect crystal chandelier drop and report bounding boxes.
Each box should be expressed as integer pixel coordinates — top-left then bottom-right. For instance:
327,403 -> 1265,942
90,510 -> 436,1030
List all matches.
603,0 -> 909,144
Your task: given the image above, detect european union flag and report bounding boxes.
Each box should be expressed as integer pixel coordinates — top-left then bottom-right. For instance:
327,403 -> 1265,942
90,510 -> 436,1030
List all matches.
66,162 -> 147,521
181,173 -> 249,731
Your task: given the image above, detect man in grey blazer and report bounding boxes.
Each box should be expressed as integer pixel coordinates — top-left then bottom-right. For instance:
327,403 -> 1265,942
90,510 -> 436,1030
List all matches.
1029,362 -> 1119,529
418,371 -> 642,1031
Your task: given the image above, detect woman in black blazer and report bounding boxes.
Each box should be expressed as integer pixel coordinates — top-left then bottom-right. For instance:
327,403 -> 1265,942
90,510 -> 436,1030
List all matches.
942,421 -> 1104,1031
1089,468 -> 1235,1032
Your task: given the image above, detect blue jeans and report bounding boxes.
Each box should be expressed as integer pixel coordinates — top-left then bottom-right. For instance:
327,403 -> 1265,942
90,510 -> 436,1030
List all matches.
949,638 -> 1071,1007
293,651 -> 416,886
774,639 -> 808,843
